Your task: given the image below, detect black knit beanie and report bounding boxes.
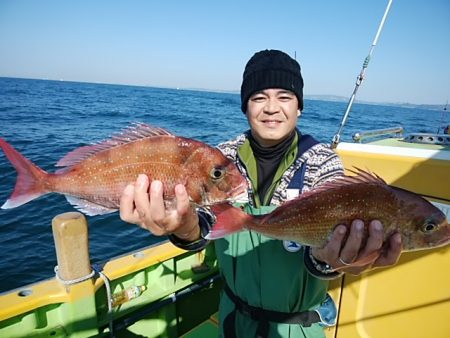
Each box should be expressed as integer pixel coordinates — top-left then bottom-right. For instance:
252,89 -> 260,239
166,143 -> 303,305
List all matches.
240,49 -> 304,113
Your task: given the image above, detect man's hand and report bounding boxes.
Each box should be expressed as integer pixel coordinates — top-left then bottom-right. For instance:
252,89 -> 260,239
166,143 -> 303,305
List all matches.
119,174 -> 200,241
312,220 -> 402,275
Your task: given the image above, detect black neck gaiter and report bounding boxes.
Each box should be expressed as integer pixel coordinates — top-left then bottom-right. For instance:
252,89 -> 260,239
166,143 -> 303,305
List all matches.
249,130 -> 296,205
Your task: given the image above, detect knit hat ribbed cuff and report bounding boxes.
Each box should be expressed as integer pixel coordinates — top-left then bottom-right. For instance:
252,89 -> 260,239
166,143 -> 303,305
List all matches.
241,68 -> 304,112
240,50 -> 304,113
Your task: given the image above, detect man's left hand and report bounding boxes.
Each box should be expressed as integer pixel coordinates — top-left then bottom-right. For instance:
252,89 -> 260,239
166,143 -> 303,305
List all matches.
311,220 -> 402,275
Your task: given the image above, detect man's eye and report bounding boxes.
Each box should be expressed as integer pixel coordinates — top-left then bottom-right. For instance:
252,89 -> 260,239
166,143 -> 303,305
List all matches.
279,95 -> 293,101
251,96 -> 266,102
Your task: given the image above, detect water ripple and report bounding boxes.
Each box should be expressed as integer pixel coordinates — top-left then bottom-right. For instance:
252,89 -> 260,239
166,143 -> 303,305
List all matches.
0,77 -> 447,292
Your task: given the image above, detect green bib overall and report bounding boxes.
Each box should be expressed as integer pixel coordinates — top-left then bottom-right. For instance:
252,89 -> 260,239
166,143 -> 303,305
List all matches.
215,137 -> 329,338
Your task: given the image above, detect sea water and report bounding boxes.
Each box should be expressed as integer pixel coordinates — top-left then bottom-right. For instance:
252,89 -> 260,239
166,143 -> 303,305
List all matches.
0,77 -> 446,292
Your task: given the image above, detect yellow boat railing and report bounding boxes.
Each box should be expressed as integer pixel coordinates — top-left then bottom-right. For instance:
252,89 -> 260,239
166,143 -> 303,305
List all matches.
0,212 -> 220,338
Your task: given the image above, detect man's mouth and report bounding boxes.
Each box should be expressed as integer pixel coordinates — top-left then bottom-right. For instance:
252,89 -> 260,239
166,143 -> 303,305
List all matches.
262,120 -> 282,127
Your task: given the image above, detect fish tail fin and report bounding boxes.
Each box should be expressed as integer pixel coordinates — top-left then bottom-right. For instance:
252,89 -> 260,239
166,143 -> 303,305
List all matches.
0,138 -> 49,209
205,203 -> 255,240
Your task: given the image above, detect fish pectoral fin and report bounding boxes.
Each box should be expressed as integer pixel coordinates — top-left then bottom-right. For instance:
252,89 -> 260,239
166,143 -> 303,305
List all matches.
65,196 -> 116,216
332,250 -> 381,272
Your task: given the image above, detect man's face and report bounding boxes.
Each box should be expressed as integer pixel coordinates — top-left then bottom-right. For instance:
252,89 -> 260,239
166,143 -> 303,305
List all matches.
246,88 -> 300,147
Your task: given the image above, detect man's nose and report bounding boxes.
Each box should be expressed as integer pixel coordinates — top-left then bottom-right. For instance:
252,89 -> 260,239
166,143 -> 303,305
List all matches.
263,98 -> 280,114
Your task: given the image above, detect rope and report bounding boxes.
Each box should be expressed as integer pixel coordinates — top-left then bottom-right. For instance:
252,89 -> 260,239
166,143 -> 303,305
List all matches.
94,266 -> 115,338
54,264 -> 115,337
54,266 -> 96,285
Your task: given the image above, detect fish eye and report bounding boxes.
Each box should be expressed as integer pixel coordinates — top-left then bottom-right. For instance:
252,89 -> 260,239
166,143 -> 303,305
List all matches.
210,167 -> 225,180
422,222 -> 437,233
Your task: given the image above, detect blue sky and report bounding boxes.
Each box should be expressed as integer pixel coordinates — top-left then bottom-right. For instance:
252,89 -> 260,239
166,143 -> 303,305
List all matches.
0,0 -> 449,105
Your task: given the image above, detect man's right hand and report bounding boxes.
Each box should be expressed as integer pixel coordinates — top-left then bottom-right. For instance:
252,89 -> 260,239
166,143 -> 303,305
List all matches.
119,174 -> 201,241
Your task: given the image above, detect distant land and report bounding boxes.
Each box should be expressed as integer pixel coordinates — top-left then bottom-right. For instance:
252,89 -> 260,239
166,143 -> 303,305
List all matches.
175,87 -> 447,111
172,87 -> 446,111
304,94 -> 446,111
1,77 -> 446,111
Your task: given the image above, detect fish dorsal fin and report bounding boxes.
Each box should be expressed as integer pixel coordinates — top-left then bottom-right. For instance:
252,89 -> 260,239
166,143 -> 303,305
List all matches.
294,167 -> 387,200
318,167 -> 386,190
56,123 -> 173,168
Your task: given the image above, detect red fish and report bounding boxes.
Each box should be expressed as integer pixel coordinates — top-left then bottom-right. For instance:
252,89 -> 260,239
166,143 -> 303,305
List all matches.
206,169 -> 450,252
0,123 -> 247,216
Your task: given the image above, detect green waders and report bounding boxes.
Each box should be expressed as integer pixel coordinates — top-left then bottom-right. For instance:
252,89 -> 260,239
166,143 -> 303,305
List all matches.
215,204 -> 330,338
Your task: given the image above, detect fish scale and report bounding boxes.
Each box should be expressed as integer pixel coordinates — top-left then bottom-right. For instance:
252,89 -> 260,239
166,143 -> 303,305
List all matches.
207,168 -> 449,252
0,123 -> 247,216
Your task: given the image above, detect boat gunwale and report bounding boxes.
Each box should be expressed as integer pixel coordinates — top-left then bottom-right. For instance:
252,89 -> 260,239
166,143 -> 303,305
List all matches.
0,240 -> 189,321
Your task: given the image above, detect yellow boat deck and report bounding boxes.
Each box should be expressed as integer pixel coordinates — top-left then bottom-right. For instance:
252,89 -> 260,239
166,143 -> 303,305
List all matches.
368,136 -> 449,150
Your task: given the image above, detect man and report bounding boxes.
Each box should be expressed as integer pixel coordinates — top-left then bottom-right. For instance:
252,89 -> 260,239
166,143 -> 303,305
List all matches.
120,50 -> 402,337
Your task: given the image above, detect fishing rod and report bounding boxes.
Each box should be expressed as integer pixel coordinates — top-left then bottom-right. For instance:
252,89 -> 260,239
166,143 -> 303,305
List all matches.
436,101 -> 448,134
331,0 -> 394,148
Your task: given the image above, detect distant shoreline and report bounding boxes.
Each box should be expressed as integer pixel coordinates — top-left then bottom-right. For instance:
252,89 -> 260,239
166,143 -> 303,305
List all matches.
0,76 -> 446,111
303,95 -> 446,112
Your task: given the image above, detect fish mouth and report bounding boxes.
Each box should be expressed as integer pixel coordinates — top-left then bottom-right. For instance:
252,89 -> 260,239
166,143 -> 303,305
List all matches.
434,220 -> 450,248
225,190 -> 249,204
198,181 -> 248,207
226,181 -> 248,200
432,236 -> 450,248
200,192 -> 248,207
